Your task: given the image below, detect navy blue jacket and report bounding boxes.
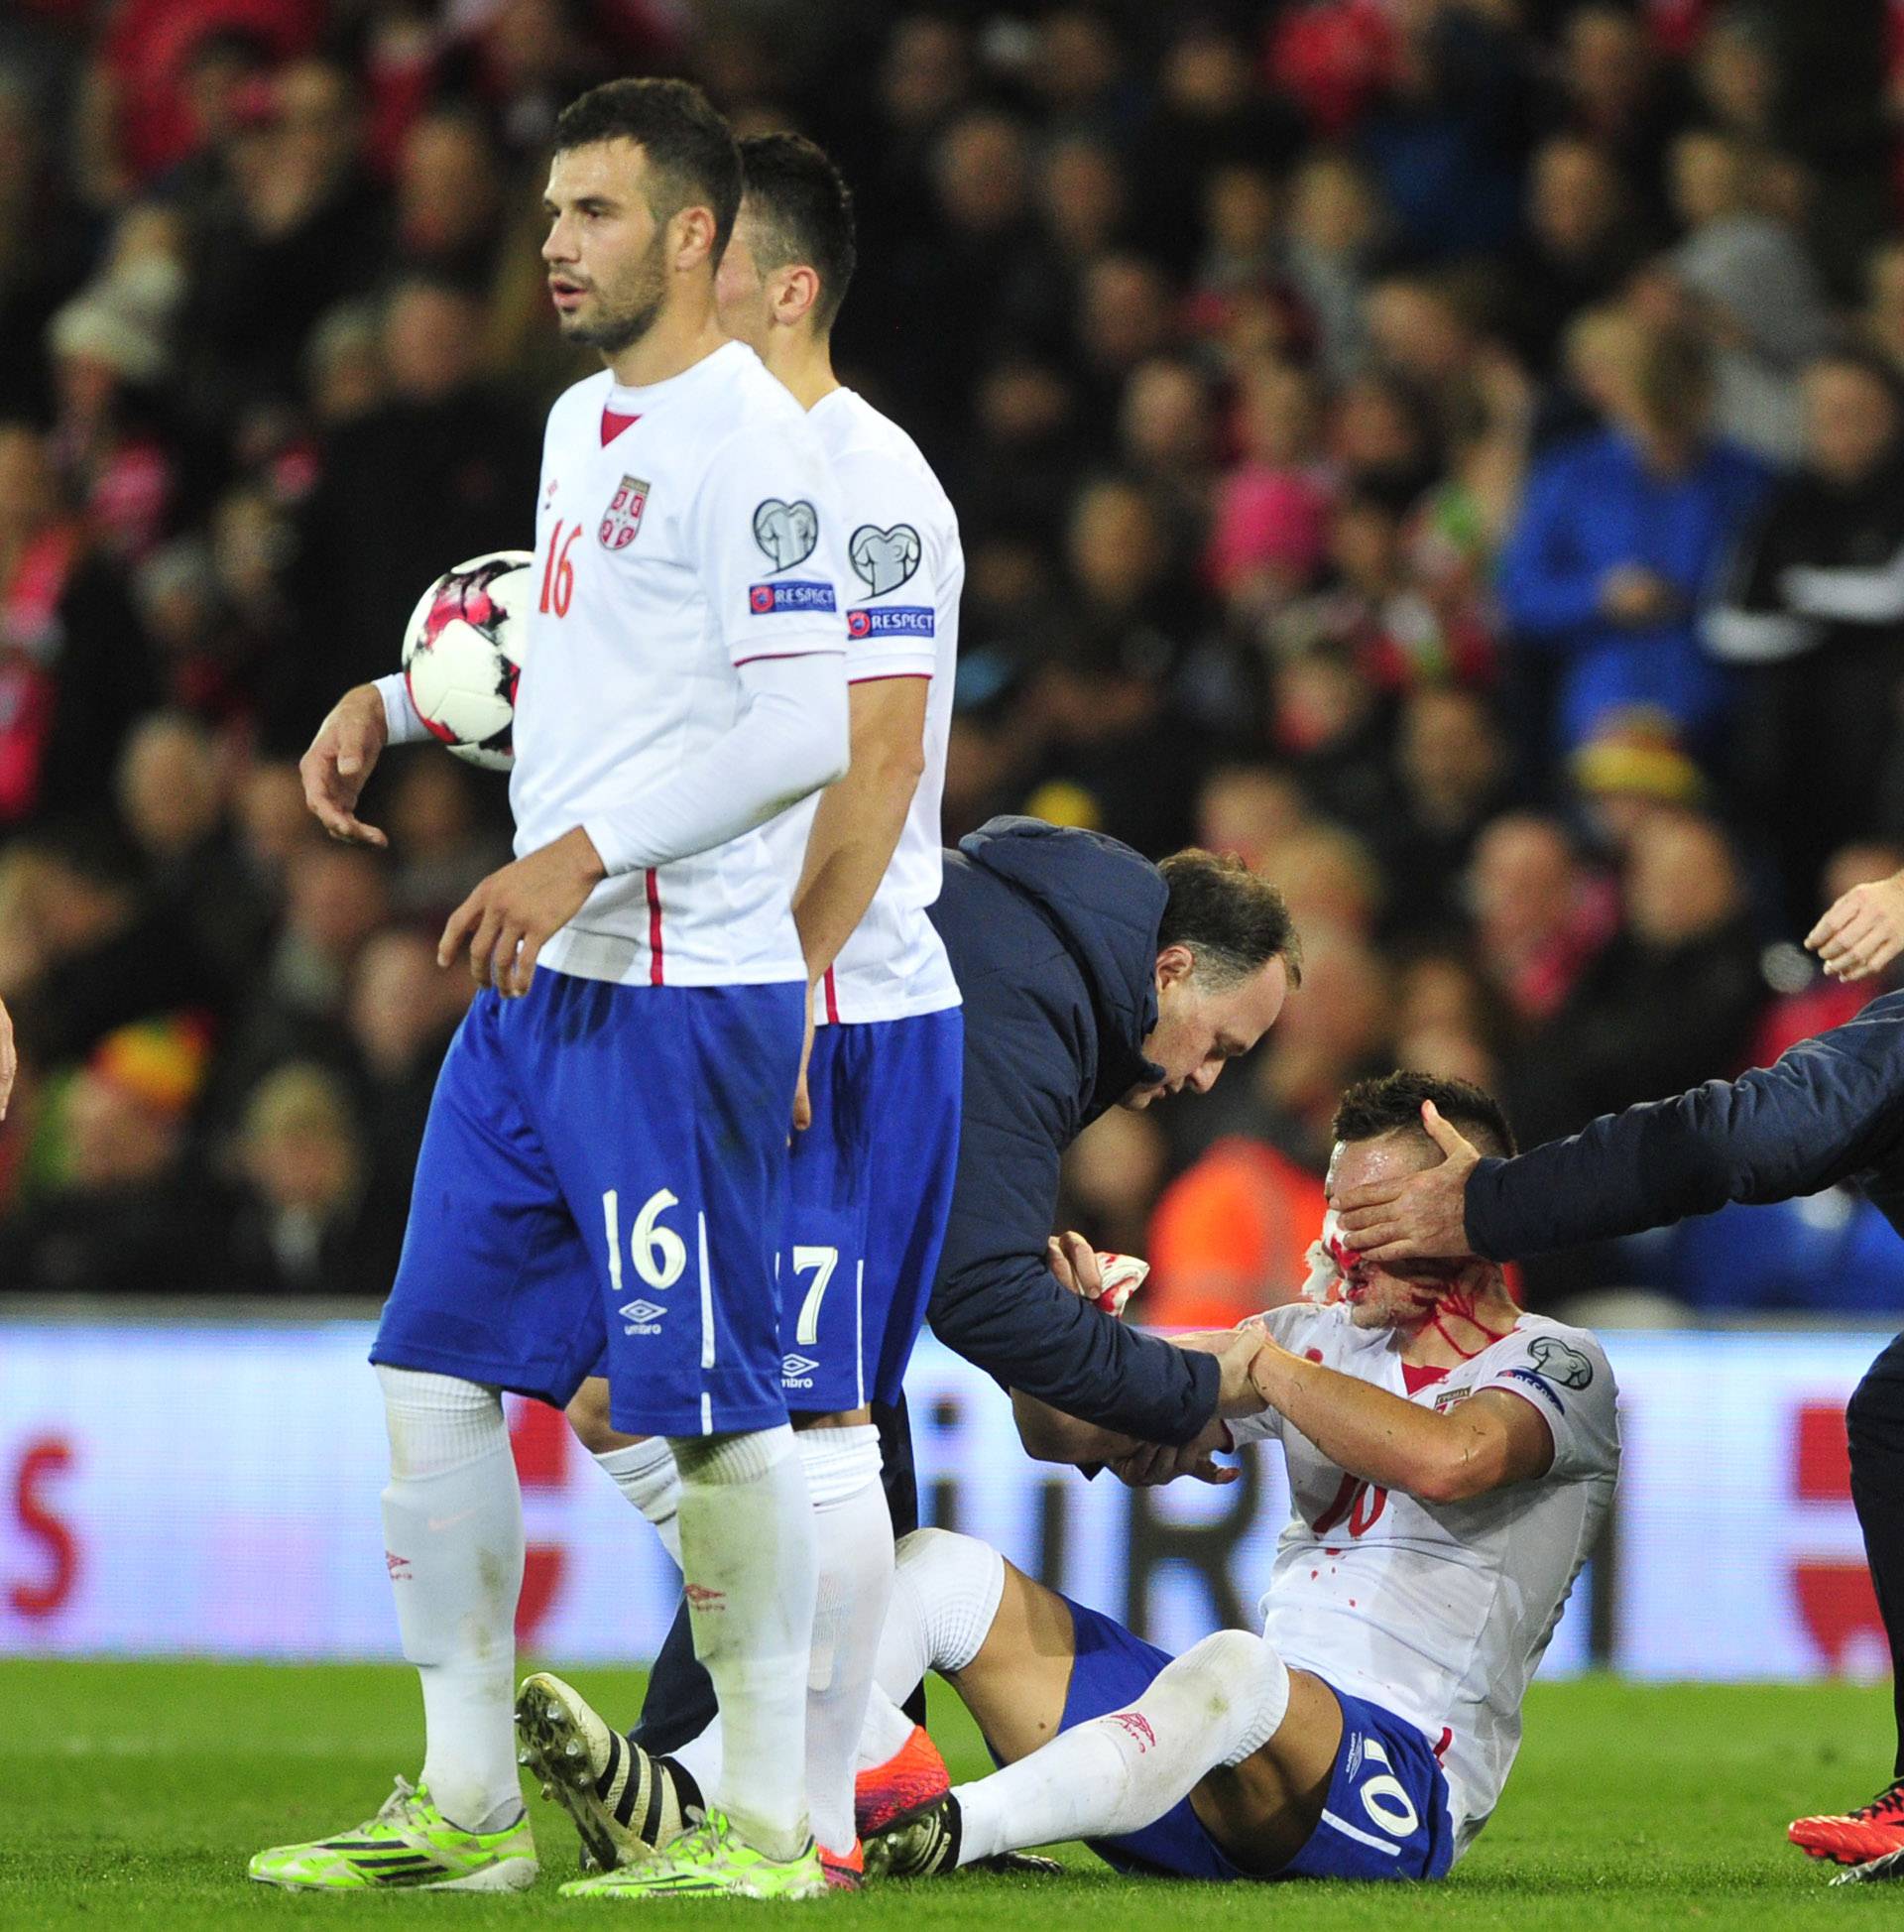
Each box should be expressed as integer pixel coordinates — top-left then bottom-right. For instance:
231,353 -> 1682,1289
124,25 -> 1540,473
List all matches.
923,817 -> 1221,1446
1467,987 -> 1904,1257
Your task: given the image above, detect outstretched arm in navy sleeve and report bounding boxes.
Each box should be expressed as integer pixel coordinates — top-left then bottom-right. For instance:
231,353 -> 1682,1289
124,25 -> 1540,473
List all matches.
1337,991 -> 1904,1262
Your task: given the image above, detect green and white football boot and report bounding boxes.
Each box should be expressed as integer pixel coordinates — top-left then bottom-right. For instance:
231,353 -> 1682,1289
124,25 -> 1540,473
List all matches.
248,1775 -> 536,1892
558,1810 -> 829,1900
515,1670 -> 693,1872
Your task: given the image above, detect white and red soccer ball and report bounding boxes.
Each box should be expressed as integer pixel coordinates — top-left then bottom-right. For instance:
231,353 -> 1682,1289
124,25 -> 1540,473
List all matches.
401,550 -> 536,770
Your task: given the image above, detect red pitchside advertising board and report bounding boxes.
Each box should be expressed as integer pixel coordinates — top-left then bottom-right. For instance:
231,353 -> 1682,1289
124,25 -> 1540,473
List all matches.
0,1321 -> 1889,1679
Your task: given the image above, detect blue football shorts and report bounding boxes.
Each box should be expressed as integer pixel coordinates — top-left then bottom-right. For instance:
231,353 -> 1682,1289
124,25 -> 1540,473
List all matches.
776,1010 -> 962,1413
1050,1596 -> 1456,1883
371,969 -> 805,1437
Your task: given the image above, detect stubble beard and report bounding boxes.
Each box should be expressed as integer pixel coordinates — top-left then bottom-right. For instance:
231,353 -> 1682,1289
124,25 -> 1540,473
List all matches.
560,239 -> 668,356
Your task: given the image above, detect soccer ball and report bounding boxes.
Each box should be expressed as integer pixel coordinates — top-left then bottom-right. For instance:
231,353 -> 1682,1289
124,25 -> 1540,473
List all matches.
401,550 -> 536,770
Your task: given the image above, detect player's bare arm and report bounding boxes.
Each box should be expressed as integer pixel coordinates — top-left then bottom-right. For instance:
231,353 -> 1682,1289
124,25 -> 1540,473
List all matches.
1249,1338 -> 1553,1504
788,675 -> 930,1127
1333,1100 -> 1483,1263
438,826 -> 607,997
299,683 -> 391,847
793,675 -> 930,979
1809,867 -> 1904,982
0,991 -> 14,1120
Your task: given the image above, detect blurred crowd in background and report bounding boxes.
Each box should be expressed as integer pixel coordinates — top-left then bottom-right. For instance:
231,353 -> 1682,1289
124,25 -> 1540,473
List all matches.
4,0 -> 1904,1319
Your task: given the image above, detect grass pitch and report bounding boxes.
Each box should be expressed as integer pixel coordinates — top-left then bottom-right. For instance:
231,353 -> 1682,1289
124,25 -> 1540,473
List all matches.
2,1661 -> 1898,1928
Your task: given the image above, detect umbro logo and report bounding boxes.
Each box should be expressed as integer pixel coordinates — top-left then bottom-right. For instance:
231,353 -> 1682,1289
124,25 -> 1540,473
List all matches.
781,1353 -> 819,1386
621,1298 -> 666,1335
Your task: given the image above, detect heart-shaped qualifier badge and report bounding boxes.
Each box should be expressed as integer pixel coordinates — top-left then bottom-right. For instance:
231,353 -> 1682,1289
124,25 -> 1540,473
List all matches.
753,498 -> 819,572
849,522 -> 922,596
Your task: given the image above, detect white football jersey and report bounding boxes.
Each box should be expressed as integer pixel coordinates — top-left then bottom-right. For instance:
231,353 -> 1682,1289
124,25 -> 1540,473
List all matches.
1231,1303 -> 1619,1861
764,386 -> 961,1025
512,342 -> 849,988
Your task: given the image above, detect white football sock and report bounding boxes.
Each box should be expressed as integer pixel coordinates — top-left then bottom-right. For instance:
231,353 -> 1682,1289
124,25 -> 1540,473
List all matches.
594,1435 -> 682,1564
951,1629 -> 1290,1865
798,1425 -> 892,1855
376,1365 -> 525,1835
670,1425 -> 816,1862
876,1528 -> 1005,1707
856,1686 -> 917,1772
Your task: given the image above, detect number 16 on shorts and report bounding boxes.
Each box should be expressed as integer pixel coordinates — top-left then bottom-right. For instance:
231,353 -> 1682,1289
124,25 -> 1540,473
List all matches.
604,1187 -> 690,1340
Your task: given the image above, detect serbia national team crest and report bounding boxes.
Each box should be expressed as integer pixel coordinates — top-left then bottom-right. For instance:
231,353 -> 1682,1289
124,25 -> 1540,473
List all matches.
599,475 -> 651,550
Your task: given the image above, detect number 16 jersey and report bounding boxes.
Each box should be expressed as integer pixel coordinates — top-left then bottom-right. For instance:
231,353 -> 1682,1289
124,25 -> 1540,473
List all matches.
512,341 -> 850,990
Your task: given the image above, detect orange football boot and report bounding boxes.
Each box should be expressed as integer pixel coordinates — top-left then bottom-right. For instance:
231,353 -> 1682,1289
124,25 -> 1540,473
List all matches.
819,1840 -> 864,1890
855,1725 -> 952,1841
1790,1778 -> 1904,1865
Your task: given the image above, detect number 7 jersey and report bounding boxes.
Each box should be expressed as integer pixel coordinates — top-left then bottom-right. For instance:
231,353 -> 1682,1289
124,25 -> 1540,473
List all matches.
1232,1303 -> 1620,1862
512,341 -> 850,989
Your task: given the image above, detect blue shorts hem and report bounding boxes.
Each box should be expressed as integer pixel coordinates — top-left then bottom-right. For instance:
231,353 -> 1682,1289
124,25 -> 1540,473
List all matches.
367,1338 -> 586,1412
608,1394 -> 790,1437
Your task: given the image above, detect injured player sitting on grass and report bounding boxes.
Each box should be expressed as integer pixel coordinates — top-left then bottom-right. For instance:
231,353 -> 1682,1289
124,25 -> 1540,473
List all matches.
859,1070 -> 1620,1885
515,1071 -> 1618,1884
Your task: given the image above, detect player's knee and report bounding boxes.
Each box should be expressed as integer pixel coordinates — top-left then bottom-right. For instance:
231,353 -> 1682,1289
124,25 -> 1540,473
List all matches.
1173,1630 -> 1291,1766
376,1364 -> 505,1480
564,1378 -> 622,1456
896,1528 -> 1006,1672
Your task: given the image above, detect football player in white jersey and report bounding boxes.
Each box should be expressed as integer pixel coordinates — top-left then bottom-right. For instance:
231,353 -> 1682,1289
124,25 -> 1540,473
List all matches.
522,131 -> 966,1894
859,1072 -> 1619,1884
256,80 -> 854,1899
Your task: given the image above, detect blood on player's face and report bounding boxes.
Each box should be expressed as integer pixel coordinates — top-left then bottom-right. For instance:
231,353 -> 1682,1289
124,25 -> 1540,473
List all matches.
1324,1133 -> 1467,1328
541,139 -> 670,354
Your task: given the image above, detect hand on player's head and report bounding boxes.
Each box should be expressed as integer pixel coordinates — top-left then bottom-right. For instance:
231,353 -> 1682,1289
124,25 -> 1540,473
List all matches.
299,685 -> 389,848
1329,1102 -> 1484,1274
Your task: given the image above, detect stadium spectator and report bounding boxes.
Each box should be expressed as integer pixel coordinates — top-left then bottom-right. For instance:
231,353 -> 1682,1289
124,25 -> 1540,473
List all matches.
176,56 -> 389,432
265,276 -> 539,750
1467,813 -> 1617,1029
1665,128 -> 1832,464
0,823 -> 222,1067
114,709 -> 271,993
1507,136 -> 1652,368
1512,809 -> 1763,1146
1281,150 -> 1387,382
1496,311 -> 1769,758
342,922 -> 470,1257
0,422 -> 156,830
1706,350 -> 1904,934
221,1060 -> 385,1293
0,1015 -> 219,1294
1374,684 -> 1511,942
1207,359 -> 1333,607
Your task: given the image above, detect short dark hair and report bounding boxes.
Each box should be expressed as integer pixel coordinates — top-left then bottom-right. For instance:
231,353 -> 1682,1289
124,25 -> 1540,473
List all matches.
1155,848 -> 1301,989
1332,1070 -> 1516,1159
552,78 -> 742,262
739,133 -> 857,332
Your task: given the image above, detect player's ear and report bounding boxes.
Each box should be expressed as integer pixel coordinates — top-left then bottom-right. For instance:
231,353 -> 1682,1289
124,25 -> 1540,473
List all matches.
775,265 -> 821,328
1155,942 -> 1195,991
671,202 -> 719,273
